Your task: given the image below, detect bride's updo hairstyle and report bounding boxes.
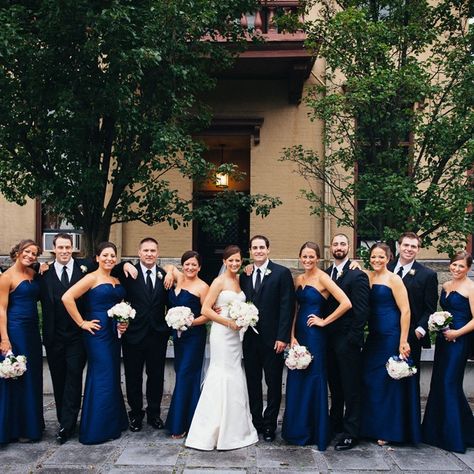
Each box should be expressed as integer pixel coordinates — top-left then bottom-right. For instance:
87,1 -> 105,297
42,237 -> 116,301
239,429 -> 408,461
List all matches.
299,241 -> 320,258
222,245 -> 242,260
10,239 -> 42,261
450,250 -> 473,267
95,241 -> 117,257
369,242 -> 392,260
181,250 -> 202,266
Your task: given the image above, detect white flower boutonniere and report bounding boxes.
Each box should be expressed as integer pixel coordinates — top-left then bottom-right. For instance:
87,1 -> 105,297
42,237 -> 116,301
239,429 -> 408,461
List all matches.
408,269 -> 416,276
337,270 -> 343,280
265,269 -> 272,276
80,265 -> 88,273
157,271 -> 163,280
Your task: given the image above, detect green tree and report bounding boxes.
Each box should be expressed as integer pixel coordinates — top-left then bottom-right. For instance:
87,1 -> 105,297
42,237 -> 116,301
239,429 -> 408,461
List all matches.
0,0 -> 280,255
281,0 -> 474,254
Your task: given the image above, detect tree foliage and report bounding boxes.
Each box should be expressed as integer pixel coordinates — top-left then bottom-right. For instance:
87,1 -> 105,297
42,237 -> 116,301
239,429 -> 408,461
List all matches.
281,0 -> 474,254
0,0 -> 280,255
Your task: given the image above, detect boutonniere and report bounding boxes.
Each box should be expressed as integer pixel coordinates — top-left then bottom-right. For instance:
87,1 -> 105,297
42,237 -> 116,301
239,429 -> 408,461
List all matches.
408,269 -> 416,276
337,270 -> 343,279
265,269 -> 272,276
80,265 -> 88,273
157,271 -> 163,280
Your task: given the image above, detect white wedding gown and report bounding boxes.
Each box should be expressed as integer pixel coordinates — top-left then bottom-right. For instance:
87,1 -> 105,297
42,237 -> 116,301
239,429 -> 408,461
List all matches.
185,290 -> 258,450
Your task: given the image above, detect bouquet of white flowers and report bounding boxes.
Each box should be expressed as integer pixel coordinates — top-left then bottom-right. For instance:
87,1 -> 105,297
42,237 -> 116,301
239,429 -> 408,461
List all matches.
227,300 -> 259,341
284,345 -> 313,370
0,351 -> 27,379
165,306 -> 195,337
107,301 -> 136,338
386,356 -> 417,380
428,311 -> 453,332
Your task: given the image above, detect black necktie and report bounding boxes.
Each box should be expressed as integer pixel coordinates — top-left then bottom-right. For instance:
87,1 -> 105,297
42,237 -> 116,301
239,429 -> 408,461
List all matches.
331,267 -> 338,281
146,269 -> 153,294
397,266 -> 404,278
254,268 -> 262,292
61,265 -> 69,286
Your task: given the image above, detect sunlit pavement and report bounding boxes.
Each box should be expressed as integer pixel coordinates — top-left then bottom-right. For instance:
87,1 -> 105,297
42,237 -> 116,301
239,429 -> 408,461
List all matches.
1,395 -> 473,473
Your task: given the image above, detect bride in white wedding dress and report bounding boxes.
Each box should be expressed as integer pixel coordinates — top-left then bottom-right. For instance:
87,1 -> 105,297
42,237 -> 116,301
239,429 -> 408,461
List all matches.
185,245 -> 258,451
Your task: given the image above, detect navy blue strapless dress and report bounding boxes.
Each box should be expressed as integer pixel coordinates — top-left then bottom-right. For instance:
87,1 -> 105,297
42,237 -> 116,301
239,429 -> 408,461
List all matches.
79,284 -> 128,444
422,290 -> 474,453
0,279 -> 43,444
360,284 -> 421,444
165,289 -> 206,436
282,285 -> 330,450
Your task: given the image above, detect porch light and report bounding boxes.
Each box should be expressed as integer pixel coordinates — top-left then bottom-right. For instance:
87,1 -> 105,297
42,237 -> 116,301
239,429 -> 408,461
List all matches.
216,144 -> 229,188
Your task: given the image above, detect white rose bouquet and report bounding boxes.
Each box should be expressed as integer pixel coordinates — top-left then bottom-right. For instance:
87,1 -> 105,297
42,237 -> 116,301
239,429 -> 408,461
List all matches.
386,356 -> 417,380
285,345 -> 313,370
165,306 -> 195,337
107,301 -> 136,338
227,300 -> 259,341
0,351 -> 27,379
428,311 -> 453,332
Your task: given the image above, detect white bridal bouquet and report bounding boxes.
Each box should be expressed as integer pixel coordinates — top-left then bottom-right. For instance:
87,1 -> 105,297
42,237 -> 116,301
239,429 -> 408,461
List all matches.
227,300 -> 259,341
0,351 -> 27,379
165,306 -> 195,337
386,356 -> 417,380
285,345 -> 313,370
428,311 -> 453,332
107,301 -> 136,338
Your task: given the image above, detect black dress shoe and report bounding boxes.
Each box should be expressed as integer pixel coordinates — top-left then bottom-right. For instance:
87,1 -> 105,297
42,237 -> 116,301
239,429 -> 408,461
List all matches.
147,416 -> 164,429
56,427 -> 69,445
129,417 -> 143,432
263,428 -> 275,442
335,437 -> 358,451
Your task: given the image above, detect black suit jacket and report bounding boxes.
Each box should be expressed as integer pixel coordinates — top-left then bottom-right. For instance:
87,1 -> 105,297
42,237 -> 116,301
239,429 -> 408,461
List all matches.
240,260 -> 295,348
325,260 -> 370,348
39,258 -> 91,346
115,262 -> 169,345
387,259 -> 438,348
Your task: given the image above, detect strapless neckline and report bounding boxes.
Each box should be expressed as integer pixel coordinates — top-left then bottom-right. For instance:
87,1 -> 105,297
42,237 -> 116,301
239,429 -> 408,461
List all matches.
442,289 -> 468,300
297,285 -> 327,300
11,279 -> 35,293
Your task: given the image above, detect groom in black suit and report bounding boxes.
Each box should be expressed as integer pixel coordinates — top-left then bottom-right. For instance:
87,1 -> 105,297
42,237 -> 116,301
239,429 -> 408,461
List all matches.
387,232 -> 438,370
115,237 -> 170,432
325,233 -> 370,450
241,235 -> 295,441
39,233 -> 90,444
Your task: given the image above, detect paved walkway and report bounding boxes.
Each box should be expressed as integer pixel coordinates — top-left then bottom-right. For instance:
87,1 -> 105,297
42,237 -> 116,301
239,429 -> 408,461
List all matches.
2,395 -> 474,473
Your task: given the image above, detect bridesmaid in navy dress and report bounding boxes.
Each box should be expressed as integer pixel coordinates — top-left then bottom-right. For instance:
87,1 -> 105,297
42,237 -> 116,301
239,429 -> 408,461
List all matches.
422,251 -> 474,453
0,239 -> 43,444
164,251 -> 209,438
62,241 -> 128,444
282,242 -> 351,450
360,243 -> 420,446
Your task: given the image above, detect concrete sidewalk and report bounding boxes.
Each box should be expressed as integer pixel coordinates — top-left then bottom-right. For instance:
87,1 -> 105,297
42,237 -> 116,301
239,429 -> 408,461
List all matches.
2,395 -> 474,473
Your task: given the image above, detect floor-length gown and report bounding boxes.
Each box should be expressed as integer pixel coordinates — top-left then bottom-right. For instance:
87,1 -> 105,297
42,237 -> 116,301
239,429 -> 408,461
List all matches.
360,284 -> 420,444
165,289 -> 206,436
79,283 -> 128,444
0,279 -> 43,443
281,285 -> 330,450
185,290 -> 258,450
422,290 -> 474,453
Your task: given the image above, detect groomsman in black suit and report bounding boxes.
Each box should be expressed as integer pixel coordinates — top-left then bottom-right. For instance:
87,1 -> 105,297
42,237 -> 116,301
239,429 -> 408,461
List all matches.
387,232 -> 438,370
241,235 -> 295,442
325,233 -> 370,450
115,237 -> 170,432
39,233 -> 90,444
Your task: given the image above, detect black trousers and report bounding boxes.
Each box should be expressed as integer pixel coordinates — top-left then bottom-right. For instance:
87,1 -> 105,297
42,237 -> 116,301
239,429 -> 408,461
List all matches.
243,335 -> 284,433
122,330 -> 169,419
45,338 -> 86,433
327,334 -> 363,438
